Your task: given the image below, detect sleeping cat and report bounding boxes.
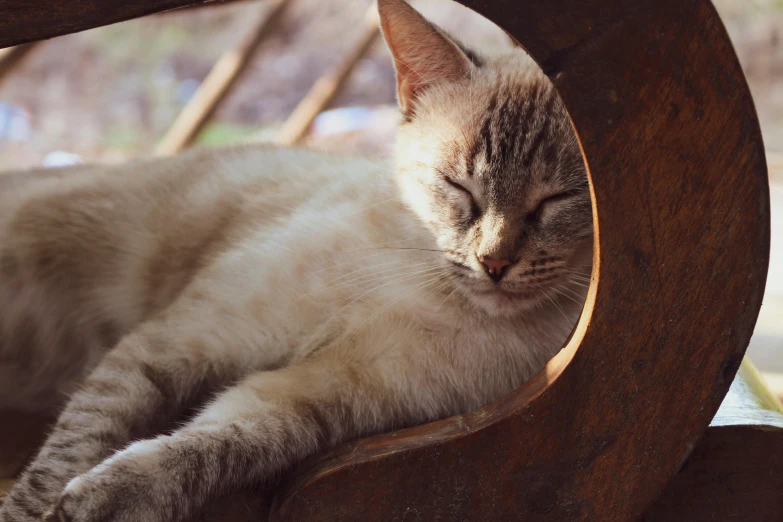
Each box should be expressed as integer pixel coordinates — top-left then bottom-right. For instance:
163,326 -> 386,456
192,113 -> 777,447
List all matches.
0,0 -> 592,520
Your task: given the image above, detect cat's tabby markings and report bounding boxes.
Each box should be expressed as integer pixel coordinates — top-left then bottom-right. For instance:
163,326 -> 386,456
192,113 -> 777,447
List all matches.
0,0 -> 591,520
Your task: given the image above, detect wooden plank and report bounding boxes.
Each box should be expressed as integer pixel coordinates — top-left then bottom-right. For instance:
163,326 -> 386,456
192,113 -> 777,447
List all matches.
641,425 -> 783,522
276,4 -> 380,145
154,0 -> 289,156
642,359 -> 783,521
269,0 -> 770,520
0,1 -> 229,50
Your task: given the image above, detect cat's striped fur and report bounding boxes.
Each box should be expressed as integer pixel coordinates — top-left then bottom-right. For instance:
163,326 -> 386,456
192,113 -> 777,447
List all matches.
0,0 -> 592,520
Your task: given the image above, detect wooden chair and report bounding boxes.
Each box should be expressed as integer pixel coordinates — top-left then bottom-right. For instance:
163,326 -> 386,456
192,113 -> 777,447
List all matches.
1,1 -> 782,520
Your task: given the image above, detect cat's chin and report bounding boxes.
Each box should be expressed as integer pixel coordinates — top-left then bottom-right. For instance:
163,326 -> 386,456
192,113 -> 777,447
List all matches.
466,288 -> 543,317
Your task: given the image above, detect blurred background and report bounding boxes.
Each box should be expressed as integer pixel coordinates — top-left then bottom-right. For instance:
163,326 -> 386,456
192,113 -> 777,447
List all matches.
0,0 -> 781,396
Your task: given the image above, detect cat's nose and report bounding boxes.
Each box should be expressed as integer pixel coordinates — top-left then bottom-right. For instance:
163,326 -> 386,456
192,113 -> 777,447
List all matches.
479,256 -> 511,283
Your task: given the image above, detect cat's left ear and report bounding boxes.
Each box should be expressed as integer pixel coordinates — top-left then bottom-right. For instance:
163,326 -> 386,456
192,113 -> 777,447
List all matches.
378,0 -> 474,118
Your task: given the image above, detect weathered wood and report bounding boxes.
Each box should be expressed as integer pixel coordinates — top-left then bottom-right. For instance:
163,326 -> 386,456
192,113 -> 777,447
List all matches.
276,4 -> 380,145
0,1 -> 227,50
0,44 -> 39,88
270,1 -> 770,521
640,425 -> 783,522
154,0 -> 289,156
641,360 -> 783,521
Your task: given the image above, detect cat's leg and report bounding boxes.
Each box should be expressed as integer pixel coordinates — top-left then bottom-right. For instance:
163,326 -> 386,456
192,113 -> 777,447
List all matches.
43,352 -> 425,522
0,299 -> 280,522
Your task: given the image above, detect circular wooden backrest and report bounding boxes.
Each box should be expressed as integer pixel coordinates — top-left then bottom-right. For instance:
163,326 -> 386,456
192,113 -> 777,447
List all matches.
269,1 -> 770,520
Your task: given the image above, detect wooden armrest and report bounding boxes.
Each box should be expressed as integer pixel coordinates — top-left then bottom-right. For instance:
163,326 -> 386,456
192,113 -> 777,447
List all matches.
269,1 -> 770,521
0,0 -> 220,49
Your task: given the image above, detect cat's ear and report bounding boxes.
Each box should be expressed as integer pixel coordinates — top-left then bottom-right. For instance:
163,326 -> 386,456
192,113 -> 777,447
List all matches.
378,0 -> 473,118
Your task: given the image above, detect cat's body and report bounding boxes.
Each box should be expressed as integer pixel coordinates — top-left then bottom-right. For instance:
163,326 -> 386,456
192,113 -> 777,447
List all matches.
1,145 -> 566,414
0,1 -> 592,521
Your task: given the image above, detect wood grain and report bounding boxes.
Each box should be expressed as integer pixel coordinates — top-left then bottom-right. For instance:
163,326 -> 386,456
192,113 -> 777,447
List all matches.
0,0 -> 219,49
642,360 -> 783,521
640,425 -> 783,522
270,0 -> 770,520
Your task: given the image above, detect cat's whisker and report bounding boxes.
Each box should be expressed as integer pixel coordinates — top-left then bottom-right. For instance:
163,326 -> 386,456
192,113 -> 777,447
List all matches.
560,267 -> 592,277
316,266 -> 449,332
417,277 -> 454,304
559,268 -> 591,276
340,238 -> 415,253
314,265 -> 446,309
557,272 -> 592,285
312,259 -> 441,291
311,242 -> 438,273
347,273 -> 449,340
311,245 -> 450,280
314,257 -> 429,285
311,246 -> 411,274
558,271 -> 592,283
311,246 -> 444,276
311,263 -> 444,296
435,279 -> 462,309
543,293 -> 571,323
551,284 -> 584,307
369,247 -> 448,253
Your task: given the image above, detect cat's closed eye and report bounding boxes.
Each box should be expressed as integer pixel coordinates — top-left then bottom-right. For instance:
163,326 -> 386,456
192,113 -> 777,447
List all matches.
444,177 -> 480,218
444,177 -> 471,196
527,190 -> 581,224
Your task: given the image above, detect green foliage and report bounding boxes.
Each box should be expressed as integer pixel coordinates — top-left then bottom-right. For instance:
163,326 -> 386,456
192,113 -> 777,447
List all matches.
196,122 -> 270,147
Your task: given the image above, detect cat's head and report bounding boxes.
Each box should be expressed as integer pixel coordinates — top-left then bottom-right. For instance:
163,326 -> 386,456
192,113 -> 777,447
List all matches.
379,0 -> 593,317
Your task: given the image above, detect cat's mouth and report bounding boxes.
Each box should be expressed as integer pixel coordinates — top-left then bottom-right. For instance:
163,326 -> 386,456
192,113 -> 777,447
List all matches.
474,288 -> 535,301
446,262 -> 558,315
467,286 -> 544,316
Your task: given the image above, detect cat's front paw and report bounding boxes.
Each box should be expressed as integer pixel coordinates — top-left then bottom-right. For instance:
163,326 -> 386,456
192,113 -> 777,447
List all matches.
43,471 -> 150,522
43,439 -> 178,522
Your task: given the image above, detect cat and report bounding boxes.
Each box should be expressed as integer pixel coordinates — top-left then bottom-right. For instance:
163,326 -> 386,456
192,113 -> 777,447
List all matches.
0,0 -> 592,520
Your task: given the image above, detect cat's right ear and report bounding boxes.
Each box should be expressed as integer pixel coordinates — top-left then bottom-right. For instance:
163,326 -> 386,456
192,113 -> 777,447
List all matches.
378,0 -> 473,118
